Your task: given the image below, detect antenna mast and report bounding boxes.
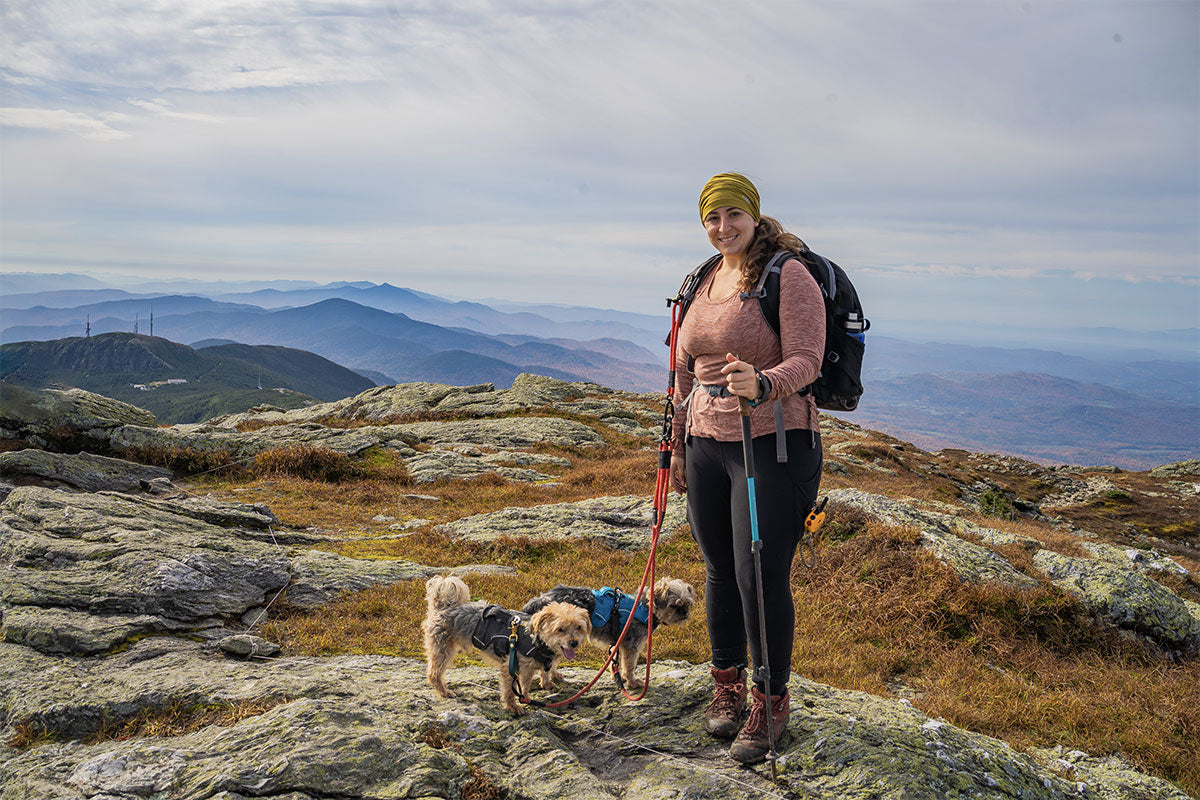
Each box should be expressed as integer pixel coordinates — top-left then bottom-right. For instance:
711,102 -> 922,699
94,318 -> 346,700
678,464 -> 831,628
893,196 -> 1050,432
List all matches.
149,306 -> 154,337
86,315 -> 91,338
134,313 -> 139,335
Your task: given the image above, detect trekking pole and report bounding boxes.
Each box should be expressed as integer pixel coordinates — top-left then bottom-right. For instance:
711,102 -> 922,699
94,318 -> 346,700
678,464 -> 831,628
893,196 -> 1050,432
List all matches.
737,394 -> 779,780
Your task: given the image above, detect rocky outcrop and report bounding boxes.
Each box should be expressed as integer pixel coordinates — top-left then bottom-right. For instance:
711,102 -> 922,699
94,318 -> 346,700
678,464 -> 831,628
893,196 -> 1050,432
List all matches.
1149,459 -> 1200,478
1079,542 -> 1191,576
0,641 -> 1189,800
0,486 -> 516,655
435,493 -> 688,549
0,448 -> 173,493
207,373 -> 660,430
0,384 -> 155,450
109,421 -> 399,459
391,416 -> 605,450
403,447 -> 570,484
1033,549 -> 1200,655
826,488 -> 1041,588
108,384 -> 607,484
0,486 -> 292,651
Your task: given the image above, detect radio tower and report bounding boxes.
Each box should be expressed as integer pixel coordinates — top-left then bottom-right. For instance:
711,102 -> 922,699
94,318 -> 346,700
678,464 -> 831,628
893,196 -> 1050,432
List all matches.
149,307 -> 154,337
134,313 -> 139,335
85,315 -> 91,338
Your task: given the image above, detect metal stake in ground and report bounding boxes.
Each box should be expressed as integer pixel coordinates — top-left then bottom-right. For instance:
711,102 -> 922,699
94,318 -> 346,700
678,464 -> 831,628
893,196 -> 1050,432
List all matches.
738,395 -> 779,780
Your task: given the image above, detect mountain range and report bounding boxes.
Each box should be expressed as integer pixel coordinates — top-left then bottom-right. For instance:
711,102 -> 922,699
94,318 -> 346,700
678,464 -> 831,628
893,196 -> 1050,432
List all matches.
0,333 -> 374,423
1,273 -> 1195,469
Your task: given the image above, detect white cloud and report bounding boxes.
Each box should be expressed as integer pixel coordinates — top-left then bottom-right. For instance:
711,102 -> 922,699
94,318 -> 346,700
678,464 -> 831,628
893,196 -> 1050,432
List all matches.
0,107 -> 130,140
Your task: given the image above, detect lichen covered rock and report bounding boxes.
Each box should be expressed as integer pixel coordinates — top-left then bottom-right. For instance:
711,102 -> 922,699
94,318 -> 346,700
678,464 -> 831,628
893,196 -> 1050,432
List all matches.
826,488 -> 1040,588
1033,549 -> 1200,655
1,645 -> 1189,800
0,385 -> 156,448
0,449 -> 173,493
109,421 -> 390,459
0,486 -> 292,626
434,493 -> 687,549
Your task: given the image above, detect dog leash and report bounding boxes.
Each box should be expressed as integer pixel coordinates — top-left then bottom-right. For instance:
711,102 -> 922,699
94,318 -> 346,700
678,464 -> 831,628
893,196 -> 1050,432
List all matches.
525,297 -> 687,709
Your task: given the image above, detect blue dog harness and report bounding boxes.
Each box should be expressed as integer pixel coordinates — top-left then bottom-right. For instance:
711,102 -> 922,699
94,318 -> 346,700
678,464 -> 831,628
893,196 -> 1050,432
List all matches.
590,587 -> 652,638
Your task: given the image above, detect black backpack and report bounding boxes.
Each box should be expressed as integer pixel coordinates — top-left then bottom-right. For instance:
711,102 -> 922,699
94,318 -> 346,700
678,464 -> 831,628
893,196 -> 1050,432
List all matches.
669,249 -> 868,411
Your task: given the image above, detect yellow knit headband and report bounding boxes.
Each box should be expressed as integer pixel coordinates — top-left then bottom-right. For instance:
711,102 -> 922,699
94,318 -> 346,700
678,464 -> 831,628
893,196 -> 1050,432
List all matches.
699,172 -> 761,222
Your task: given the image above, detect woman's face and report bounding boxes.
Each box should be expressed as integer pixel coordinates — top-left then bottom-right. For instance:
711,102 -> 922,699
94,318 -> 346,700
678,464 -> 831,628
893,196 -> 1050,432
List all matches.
703,206 -> 757,259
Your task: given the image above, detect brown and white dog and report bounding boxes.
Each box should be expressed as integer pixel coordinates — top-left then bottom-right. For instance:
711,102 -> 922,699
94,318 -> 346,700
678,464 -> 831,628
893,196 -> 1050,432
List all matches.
422,575 -> 591,714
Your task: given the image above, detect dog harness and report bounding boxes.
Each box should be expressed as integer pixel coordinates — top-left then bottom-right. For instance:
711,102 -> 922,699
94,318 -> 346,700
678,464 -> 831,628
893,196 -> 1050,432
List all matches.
590,587 -> 653,640
471,604 -> 557,671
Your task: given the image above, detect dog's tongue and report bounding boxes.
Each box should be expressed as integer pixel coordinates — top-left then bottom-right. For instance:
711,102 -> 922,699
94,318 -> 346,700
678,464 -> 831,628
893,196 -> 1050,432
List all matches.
562,646 -> 577,660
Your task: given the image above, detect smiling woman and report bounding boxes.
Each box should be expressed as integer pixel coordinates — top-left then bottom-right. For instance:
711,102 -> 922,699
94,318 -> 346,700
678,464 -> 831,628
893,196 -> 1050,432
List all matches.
669,171 -> 828,765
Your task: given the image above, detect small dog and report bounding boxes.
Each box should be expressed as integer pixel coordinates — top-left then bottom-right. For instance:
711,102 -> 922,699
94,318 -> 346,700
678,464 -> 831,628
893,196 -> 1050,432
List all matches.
522,577 -> 695,690
422,575 -> 591,715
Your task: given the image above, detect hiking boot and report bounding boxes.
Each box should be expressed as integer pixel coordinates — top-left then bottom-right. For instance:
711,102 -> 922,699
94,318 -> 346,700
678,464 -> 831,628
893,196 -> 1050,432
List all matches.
729,686 -> 789,763
702,666 -> 747,738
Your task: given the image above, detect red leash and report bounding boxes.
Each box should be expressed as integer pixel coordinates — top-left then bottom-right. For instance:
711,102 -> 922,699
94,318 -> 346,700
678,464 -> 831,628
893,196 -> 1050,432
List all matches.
530,300 -> 682,709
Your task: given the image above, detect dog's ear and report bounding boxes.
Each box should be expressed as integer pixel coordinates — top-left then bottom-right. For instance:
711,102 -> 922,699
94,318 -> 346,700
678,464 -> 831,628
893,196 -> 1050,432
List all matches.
529,606 -> 552,636
653,577 -> 675,604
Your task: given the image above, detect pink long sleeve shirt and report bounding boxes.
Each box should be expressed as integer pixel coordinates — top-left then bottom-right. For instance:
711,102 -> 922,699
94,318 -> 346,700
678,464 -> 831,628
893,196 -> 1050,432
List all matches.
671,257 -> 826,454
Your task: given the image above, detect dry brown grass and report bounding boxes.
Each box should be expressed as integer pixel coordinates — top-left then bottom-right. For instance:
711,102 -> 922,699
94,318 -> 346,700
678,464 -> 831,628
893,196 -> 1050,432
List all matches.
7,697 -> 291,750
234,418 -> 283,432
125,443 -> 249,477
790,527 -> 1200,794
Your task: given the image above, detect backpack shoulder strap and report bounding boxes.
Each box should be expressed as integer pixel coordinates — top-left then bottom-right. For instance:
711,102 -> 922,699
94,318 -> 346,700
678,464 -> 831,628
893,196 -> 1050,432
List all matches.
746,250 -> 796,339
800,251 -> 837,301
666,254 -> 723,344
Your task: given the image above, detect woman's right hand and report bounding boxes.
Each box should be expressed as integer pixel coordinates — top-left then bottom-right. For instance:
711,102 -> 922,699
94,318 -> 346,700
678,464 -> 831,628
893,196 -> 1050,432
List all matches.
670,454 -> 687,494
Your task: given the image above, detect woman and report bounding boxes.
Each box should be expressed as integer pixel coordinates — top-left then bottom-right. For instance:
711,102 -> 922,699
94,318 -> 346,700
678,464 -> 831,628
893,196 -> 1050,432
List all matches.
670,172 -> 825,764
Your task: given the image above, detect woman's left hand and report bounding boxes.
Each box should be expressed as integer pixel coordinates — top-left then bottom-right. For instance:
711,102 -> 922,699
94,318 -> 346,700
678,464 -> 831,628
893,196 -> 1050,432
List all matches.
720,353 -> 763,401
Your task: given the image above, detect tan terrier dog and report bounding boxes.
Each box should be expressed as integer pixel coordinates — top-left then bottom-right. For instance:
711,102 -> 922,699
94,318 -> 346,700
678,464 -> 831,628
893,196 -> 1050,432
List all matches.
522,577 -> 695,691
422,575 -> 590,715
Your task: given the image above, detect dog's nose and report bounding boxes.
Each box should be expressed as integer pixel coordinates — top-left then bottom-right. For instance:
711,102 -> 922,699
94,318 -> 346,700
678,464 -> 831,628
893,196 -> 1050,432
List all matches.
570,639 -> 579,648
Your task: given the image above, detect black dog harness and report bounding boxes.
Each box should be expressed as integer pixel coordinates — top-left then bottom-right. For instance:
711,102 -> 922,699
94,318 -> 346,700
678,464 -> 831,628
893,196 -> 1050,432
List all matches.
471,604 -> 556,671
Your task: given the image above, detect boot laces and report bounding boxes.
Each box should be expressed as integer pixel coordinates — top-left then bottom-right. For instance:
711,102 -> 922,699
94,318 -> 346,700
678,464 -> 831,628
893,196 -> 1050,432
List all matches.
708,680 -> 744,714
743,695 -> 768,735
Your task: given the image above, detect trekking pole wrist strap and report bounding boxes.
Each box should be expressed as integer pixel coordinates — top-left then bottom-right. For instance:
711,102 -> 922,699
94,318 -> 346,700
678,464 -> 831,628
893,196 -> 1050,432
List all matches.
747,369 -> 772,407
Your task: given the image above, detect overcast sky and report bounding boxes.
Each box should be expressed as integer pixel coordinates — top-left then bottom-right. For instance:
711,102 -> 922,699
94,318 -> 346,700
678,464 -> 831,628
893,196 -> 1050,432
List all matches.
1,0 -> 1197,333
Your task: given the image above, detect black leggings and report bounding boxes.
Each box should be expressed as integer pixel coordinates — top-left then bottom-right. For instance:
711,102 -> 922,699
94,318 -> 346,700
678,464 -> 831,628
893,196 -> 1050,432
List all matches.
685,429 -> 822,695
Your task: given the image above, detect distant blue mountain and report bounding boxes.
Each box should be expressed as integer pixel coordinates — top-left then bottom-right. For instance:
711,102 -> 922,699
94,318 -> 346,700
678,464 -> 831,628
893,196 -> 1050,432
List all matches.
214,282 -> 666,351
0,273 -> 109,295
0,295 -> 266,328
867,336 -> 1199,405
1,289 -> 156,309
